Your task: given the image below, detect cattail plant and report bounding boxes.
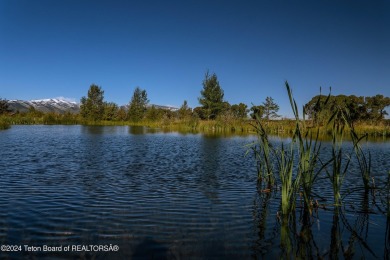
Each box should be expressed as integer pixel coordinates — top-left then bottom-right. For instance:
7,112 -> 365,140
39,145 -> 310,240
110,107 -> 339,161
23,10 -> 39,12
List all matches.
342,108 -> 372,192
276,143 -> 300,219
286,82 -> 323,216
324,108 -> 352,206
247,114 -> 276,188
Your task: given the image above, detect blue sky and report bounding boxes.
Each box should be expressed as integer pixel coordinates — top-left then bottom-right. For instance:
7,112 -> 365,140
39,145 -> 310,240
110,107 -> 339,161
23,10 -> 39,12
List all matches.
1,0 -> 389,117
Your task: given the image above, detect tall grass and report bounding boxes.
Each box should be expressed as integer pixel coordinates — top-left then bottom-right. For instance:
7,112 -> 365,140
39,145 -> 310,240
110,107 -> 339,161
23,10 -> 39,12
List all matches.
1,110 -> 389,138
286,82 -> 324,217
277,143 -> 299,218
0,118 -> 10,130
341,109 -> 373,191
0,115 -> 11,130
351,133 -> 372,191
323,109 -> 352,206
247,82 -> 325,221
248,81 -> 378,226
385,171 -> 390,258
247,116 -> 275,187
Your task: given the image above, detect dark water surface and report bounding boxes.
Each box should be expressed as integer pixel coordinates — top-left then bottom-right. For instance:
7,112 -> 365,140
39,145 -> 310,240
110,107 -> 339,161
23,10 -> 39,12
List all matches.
0,126 -> 389,259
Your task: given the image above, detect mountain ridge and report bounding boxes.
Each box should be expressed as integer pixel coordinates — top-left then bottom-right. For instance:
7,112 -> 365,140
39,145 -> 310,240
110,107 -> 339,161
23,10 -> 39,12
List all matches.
7,99 -> 179,114
7,99 -> 80,114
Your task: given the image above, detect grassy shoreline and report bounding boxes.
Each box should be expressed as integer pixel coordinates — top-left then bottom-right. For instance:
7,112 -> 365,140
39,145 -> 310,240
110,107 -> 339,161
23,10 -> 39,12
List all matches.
1,114 -> 389,138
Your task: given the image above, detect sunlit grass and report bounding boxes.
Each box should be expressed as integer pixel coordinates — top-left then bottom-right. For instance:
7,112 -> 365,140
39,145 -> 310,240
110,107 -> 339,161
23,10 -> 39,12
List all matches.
0,117 -> 10,130
1,109 -> 389,139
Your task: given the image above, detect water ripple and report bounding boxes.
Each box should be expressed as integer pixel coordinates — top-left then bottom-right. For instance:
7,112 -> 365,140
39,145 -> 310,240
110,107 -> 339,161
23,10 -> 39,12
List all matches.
0,126 -> 389,259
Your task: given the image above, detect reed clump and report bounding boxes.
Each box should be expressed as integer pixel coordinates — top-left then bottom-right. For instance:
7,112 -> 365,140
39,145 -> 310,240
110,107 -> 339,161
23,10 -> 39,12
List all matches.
248,115 -> 276,188
248,82 -> 376,225
324,108 -> 351,206
2,109 -> 389,138
247,82 -> 322,220
0,117 -> 11,130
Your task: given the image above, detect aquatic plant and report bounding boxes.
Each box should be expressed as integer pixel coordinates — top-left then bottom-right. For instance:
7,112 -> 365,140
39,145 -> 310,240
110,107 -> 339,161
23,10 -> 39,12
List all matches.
248,82 -> 327,219
248,115 -> 276,187
342,108 -> 372,191
351,132 -> 372,191
385,171 -> 390,258
286,82 -> 324,217
323,108 -> 352,206
276,143 -> 299,218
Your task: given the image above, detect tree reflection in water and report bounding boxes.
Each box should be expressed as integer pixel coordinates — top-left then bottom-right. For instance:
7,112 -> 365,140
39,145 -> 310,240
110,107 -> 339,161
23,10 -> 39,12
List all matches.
252,188 -> 385,258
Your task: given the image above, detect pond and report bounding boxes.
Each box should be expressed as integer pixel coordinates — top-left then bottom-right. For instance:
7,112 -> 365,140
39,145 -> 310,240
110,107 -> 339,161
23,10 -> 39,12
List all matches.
0,125 -> 389,259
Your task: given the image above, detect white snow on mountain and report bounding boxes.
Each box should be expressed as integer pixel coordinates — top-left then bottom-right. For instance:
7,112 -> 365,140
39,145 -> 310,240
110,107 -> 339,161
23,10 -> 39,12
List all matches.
7,98 -> 80,114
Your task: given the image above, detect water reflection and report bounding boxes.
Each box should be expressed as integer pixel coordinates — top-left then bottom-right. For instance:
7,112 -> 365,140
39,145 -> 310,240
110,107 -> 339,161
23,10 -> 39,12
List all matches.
129,126 -> 148,135
250,187 -> 387,258
349,192 -> 370,255
247,132 -> 388,258
124,129 -> 150,186
197,136 -> 222,203
79,126 -> 106,193
385,176 -> 390,258
386,215 -> 390,258
251,186 -> 278,257
0,126 -> 389,259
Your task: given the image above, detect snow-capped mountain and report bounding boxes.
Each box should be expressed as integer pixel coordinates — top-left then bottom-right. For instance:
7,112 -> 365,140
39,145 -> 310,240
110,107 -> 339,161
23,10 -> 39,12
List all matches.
7,99 -> 80,114
146,104 -> 179,111
6,98 -> 178,114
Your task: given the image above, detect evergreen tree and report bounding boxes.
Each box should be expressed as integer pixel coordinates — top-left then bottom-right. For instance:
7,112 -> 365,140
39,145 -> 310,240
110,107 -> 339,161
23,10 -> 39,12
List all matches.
0,98 -> 10,114
80,84 -> 105,121
103,102 -> 119,121
116,106 -> 128,121
193,106 -> 206,120
231,103 -> 248,119
262,97 -> 280,120
198,71 -> 224,120
128,87 -> 149,122
145,105 -> 163,121
178,100 -> 192,120
250,105 -> 264,119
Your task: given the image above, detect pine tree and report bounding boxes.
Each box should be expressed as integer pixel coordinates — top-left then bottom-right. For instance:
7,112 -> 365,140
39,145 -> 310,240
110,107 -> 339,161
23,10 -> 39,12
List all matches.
178,100 -> 192,120
0,98 -> 10,114
103,102 -> 119,121
198,71 -> 224,120
263,97 -> 280,120
128,87 -> 149,122
80,84 -> 105,121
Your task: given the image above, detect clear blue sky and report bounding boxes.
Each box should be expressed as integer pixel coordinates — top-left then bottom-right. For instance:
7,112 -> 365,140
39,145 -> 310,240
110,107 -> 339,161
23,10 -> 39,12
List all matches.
1,0 -> 389,117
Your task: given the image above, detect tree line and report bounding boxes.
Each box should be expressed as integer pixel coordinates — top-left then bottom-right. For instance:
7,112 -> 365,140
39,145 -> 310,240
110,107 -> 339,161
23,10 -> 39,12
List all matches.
1,71 -> 389,126
304,93 -> 390,125
77,71 -> 280,123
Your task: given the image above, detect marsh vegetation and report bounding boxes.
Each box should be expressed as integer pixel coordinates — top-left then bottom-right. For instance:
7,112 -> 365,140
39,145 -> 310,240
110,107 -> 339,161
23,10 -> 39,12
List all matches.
247,82 -> 390,258
1,73 -> 389,137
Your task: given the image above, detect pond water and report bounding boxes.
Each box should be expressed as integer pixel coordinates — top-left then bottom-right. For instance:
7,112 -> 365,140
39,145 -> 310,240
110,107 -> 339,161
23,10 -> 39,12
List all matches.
0,125 -> 389,259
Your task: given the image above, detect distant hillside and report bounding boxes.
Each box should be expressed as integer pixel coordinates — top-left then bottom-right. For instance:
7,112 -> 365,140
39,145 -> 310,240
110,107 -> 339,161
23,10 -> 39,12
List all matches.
7,99 -> 178,114
7,99 -> 80,114
146,104 -> 179,111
